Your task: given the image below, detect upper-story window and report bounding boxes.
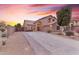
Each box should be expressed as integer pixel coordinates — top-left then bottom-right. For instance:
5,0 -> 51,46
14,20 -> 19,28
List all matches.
48,18 -> 51,22
37,21 -> 42,27
52,19 -> 55,21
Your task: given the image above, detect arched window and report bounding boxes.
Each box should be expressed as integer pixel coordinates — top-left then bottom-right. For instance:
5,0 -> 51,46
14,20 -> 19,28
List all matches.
52,19 -> 55,21
48,18 -> 51,22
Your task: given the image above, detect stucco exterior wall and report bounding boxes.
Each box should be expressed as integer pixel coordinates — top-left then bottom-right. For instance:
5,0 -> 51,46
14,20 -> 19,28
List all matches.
34,15 -> 58,32
23,20 -> 34,31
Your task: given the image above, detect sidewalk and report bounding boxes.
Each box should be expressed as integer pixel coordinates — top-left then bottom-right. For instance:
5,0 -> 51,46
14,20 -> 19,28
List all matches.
0,32 -> 34,55
51,32 -> 79,41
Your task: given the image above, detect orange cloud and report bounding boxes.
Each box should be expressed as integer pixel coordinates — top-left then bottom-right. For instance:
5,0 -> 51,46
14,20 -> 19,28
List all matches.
29,10 -> 57,16
38,11 -> 56,15
29,4 -> 66,7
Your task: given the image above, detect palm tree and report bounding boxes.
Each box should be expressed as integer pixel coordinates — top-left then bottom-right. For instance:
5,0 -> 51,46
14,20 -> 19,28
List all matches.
56,7 -> 71,32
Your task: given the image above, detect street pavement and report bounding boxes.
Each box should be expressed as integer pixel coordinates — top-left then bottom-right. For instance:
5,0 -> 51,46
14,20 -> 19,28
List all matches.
0,32 -> 79,55
23,32 -> 79,55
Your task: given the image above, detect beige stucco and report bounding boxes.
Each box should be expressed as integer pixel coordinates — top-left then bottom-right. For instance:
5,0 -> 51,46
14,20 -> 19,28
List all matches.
33,15 -> 58,32
23,20 -> 34,31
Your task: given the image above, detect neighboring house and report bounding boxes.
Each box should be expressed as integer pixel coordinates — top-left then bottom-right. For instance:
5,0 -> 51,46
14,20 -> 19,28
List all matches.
70,17 -> 79,32
33,15 -> 59,32
23,20 -> 34,31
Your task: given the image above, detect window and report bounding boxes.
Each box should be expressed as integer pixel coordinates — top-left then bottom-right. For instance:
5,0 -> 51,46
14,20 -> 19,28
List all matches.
52,19 -> 54,21
57,26 -> 60,30
48,18 -> 51,22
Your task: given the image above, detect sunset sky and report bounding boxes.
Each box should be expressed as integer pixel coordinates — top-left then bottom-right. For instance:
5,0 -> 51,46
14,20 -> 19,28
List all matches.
0,4 -> 79,26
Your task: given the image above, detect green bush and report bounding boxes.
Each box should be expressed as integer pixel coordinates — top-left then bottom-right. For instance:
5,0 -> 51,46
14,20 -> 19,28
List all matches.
2,34 -> 7,37
47,30 -> 52,33
0,29 -> 5,32
57,32 -> 63,35
65,31 -> 74,36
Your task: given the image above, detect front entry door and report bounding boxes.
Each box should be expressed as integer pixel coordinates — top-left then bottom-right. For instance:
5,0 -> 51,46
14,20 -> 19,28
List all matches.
37,27 -> 40,31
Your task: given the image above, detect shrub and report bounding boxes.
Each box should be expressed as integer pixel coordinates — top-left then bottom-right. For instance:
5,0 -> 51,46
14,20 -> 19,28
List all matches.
57,32 -> 63,35
47,30 -> 52,33
0,29 -> 5,32
65,31 -> 74,36
2,34 -> 7,37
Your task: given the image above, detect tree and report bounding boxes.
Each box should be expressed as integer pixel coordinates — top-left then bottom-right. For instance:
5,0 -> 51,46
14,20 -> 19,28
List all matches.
15,23 -> 21,31
56,7 -> 71,32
